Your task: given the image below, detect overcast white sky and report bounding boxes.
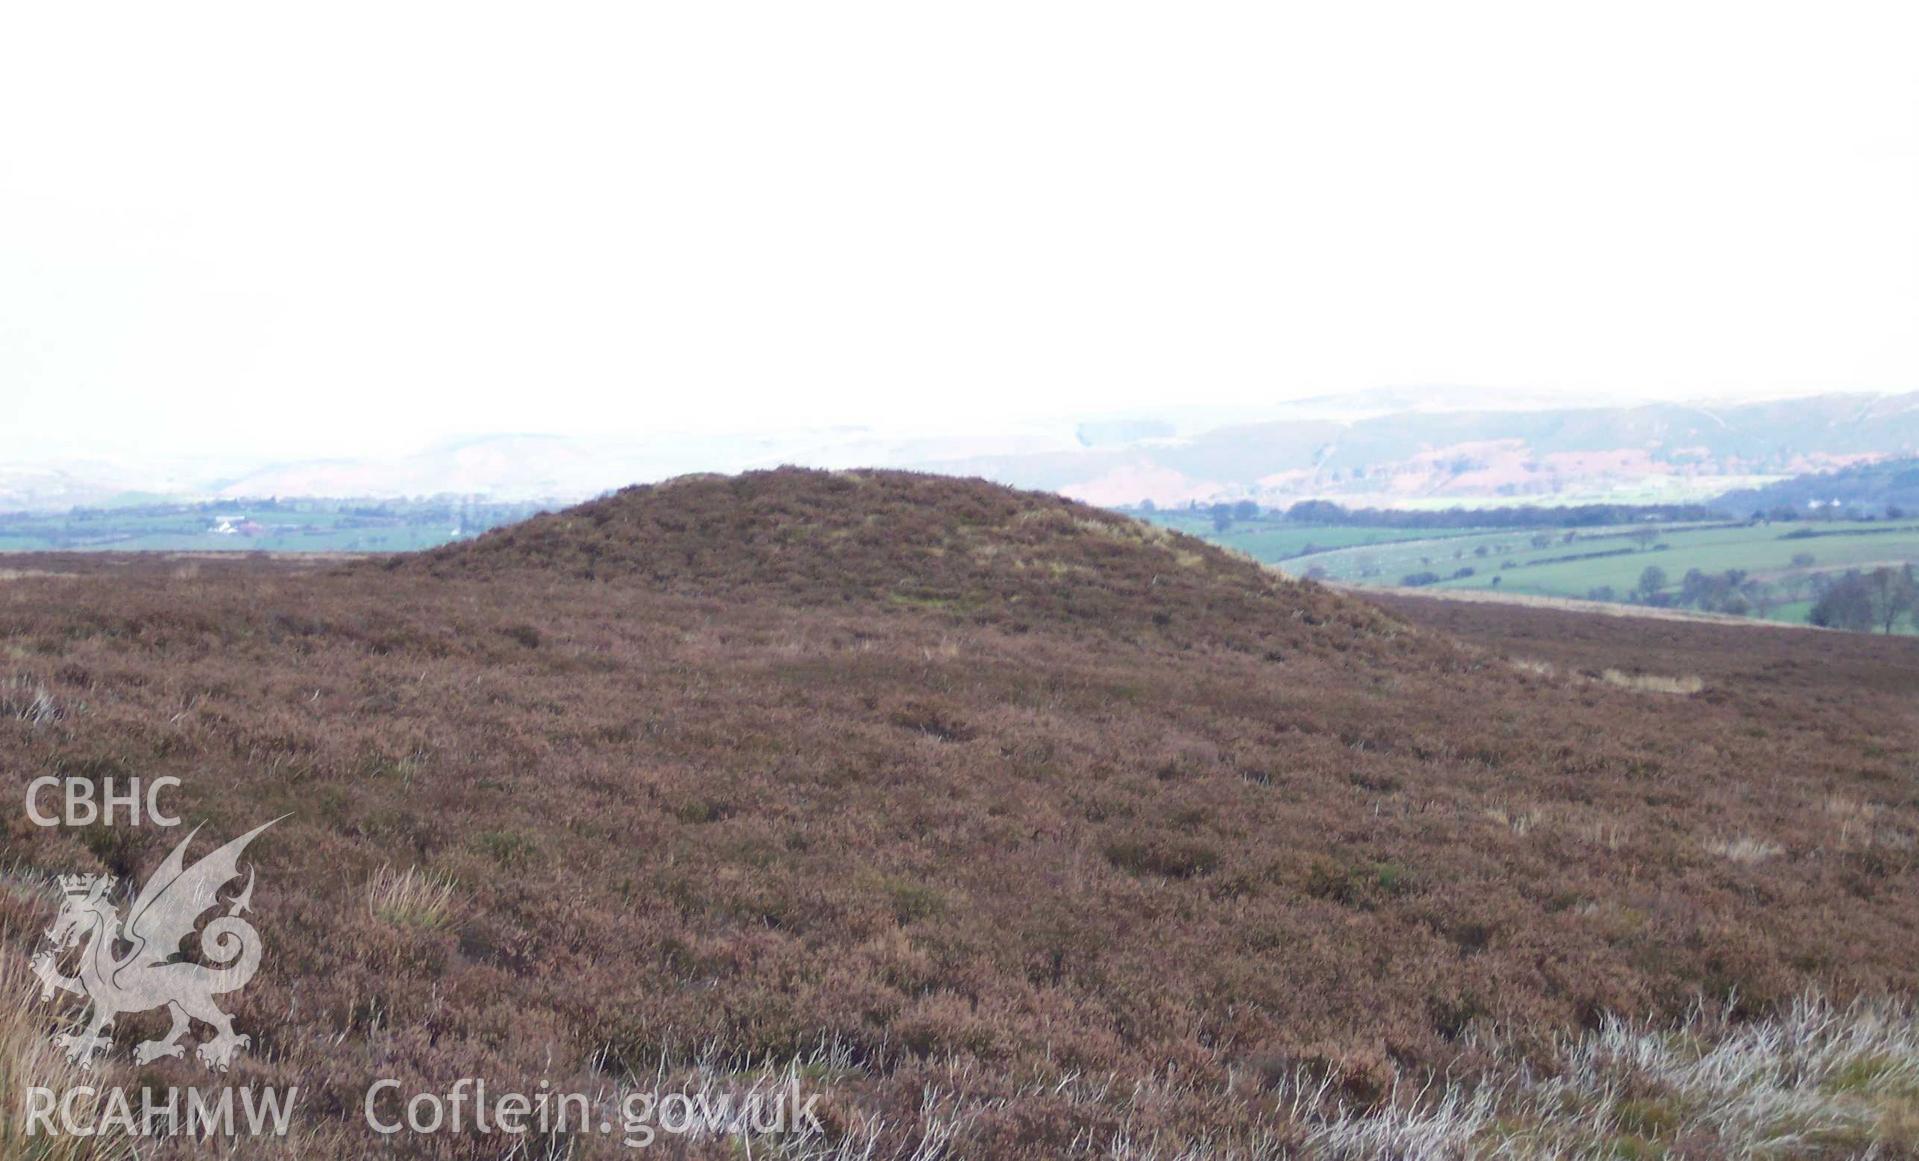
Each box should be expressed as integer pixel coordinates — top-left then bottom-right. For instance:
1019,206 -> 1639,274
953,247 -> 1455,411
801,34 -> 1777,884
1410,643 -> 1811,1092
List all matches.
2,2 -> 1916,463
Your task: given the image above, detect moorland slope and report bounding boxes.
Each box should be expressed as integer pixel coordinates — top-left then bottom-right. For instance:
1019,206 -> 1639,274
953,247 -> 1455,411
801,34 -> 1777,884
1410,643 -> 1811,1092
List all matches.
1,469 -> 1915,1157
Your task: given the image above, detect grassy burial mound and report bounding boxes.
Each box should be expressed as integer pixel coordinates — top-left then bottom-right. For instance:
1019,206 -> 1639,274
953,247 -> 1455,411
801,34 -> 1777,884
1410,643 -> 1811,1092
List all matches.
407,468 -> 1399,650
2,469 -> 1917,1157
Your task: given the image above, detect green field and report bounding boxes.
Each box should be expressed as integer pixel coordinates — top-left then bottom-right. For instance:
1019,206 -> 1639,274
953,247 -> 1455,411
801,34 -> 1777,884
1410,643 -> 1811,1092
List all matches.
1426,525 -> 1919,602
1157,511 -> 1919,631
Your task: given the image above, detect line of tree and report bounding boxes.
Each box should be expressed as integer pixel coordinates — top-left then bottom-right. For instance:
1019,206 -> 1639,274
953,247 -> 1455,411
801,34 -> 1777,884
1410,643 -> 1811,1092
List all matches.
1808,566 -> 1919,634
1279,500 -> 1727,529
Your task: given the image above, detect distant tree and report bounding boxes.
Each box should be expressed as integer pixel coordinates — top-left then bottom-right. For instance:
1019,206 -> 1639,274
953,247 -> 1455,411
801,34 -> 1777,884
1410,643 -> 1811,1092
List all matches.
1636,565 -> 1668,598
1284,500 -> 1347,524
1529,532 -> 1554,549
1138,498 -> 1156,513
1810,572 -> 1876,632
1674,567 -> 1759,613
1232,500 -> 1259,521
1399,571 -> 1441,587
1628,527 -> 1659,550
1790,552 -> 1816,568
1679,569 -> 1706,605
1587,585 -> 1617,601
1889,504 -> 1908,520
1865,566 -> 1918,635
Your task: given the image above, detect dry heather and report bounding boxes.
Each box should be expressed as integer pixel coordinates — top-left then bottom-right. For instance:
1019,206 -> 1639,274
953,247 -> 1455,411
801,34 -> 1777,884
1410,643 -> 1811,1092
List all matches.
0,469 -> 1915,1158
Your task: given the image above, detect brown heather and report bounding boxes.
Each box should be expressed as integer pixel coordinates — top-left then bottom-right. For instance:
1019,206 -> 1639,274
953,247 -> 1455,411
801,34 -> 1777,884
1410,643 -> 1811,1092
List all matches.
0,468 -> 1910,1158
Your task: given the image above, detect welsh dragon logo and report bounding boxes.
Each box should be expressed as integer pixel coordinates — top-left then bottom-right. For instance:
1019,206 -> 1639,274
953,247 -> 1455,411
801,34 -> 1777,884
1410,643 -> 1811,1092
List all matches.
30,819 -> 280,1071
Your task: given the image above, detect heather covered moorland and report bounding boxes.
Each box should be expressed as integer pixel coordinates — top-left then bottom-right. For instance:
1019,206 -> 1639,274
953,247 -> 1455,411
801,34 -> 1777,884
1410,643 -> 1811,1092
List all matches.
2,468 -> 1917,1158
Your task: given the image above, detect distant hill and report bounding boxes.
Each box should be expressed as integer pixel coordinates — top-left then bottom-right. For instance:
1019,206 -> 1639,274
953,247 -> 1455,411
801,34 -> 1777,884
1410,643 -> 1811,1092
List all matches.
10,390 -> 1919,513
1715,456 -> 1919,516
926,391 -> 1919,507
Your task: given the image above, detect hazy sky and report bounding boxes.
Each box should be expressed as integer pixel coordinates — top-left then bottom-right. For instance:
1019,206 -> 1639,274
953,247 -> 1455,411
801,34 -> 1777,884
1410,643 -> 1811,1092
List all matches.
3,2 -> 1916,462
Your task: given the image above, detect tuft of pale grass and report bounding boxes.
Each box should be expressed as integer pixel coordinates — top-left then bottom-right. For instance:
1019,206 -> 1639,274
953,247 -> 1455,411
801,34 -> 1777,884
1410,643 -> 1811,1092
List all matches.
1484,806 -> 1540,836
1600,668 -> 1704,695
1575,820 -> 1627,851
1508,659 -> 1701,697
365,865 -> 459,930
0,862 -> 55,907
1,675 -> 61,726
1708,835 -> 1785,865
0,945 -> 132,1161
1300,994 -> 1919,1159
766,994 -> 1919,1159
1823,795 -> 1911,852
1824,794 -> 1882,826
